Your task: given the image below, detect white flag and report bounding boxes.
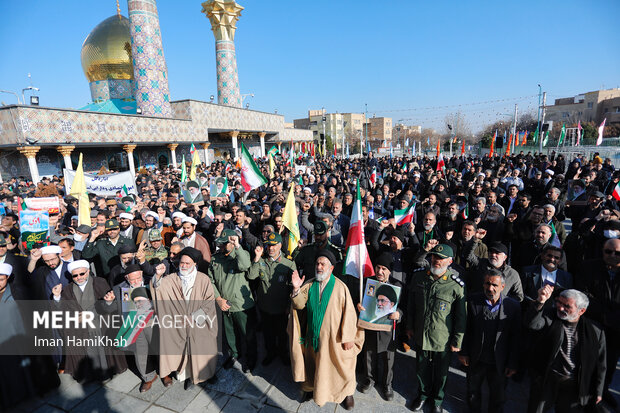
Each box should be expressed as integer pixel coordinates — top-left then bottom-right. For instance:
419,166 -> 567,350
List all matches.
597,118 -> 606,146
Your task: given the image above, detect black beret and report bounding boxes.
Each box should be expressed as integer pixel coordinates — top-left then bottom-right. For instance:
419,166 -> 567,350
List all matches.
123,263 -> 142,275
316,249 -> 337,266
375,252 -> 392,271
179,247 -> 202,264
118,245 -> 137,255
376,284 -> 398,305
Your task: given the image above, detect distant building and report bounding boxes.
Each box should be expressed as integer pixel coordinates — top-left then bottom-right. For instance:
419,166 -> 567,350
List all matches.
545,88 -> 620,126
363,116 -> 393,145
293,110 -> 367,147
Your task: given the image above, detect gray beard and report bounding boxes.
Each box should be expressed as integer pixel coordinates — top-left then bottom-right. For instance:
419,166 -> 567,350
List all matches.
430,266 -> 448,276
315,271 -> 328,282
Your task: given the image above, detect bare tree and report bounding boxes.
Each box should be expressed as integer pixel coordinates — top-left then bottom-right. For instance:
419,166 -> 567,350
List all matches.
444,112 -> 472,139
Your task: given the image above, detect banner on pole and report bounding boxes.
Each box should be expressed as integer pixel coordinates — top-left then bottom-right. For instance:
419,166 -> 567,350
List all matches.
63,169 -> 137,196
20,210 -> 50,250
24,197 -> 60,214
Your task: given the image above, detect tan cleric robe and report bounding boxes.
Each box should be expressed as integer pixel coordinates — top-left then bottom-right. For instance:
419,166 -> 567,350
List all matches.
288,276 -> 364,406
150,271 -> 218,384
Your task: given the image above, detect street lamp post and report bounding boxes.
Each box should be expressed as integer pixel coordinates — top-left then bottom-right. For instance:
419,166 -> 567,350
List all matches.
22,86 -> 39,106
0,90 -> 21,104
241,93 -> 254,107
536,84 -> 542,153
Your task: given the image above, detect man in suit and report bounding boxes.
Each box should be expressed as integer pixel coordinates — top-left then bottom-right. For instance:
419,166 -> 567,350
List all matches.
522,245 -> 573,303
525,287 -> 606,412
28,245 -> 71,300
119,212 -> 140,245
459,268 -> 521,413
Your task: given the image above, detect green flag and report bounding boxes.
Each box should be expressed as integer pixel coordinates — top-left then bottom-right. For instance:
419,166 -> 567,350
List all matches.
267,145 -> 279,157
122,184 -> 129,196
543,131 -> 549,147
533,126 -> 539,144
298,175 -> 303,185
558,124 -> 566,146
181,154 -> 187,182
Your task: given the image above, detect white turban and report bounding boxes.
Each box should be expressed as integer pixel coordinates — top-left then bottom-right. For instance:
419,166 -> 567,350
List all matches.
40,245 -> 62,256
119,212 -> 134,220
172,212 -> 186,220
67,260 -> 90,273
0,263 -> 13,276
182,217 -> 198,226
145,211 -> 160,222
545,169 -> 555,176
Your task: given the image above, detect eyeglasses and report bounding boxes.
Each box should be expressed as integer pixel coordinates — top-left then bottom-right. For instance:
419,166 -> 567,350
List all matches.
72,271 -> 88,278
376,298 -> 391,304
603,249 -> 620,257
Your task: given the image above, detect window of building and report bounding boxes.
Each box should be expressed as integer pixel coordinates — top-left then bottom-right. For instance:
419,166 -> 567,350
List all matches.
604,108 -> 609,113
562,112 -> 569,118
615,107 -> 620,113
587,102 -> 593,108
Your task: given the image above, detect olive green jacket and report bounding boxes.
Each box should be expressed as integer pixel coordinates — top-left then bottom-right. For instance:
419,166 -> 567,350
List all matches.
407,268 -> 467,352
207,247 -> 254,312
248,253 -> 297,314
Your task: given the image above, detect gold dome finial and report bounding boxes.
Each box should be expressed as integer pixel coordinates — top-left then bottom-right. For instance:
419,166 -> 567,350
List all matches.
116,0 -> 121,20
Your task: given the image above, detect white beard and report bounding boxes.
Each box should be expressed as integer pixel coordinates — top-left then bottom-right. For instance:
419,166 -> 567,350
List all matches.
315,271 -> 329,282
424,224 -> 434,231
374,305 -> 392,319
430,265 -> 448,276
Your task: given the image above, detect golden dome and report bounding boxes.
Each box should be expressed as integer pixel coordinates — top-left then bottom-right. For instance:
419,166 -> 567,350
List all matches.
81,15 -> 133,83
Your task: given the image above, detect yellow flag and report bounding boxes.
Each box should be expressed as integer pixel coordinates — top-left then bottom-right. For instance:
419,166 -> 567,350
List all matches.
69,153 -> 91,226
189,148 -> 201,181
282,182 -> 300,256
269,153 -> 276,179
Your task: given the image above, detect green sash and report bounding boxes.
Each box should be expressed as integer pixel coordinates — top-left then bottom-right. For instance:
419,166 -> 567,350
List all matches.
302,274 -> 335,352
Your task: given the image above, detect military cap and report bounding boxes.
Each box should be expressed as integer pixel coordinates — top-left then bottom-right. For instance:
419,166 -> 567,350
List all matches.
148,229 -> 163,241
264,232 -> 282,245
216,228 -> 238,244
105,219 -> 120,230
76,224 -> 92,234
428,244 -> 454,259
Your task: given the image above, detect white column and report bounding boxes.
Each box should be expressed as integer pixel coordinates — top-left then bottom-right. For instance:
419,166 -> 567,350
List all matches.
230,131 -> 239,159
18,146 -> 41,184
258,132 -> 266,157
168,144 -> 178,168
201,142 -> 211,166
57,145 -> 75,171
123,145 -> 137,177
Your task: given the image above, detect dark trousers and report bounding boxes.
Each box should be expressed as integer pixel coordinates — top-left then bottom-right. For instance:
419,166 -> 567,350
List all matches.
132,326 -> 156,382
528,372 -> 584,413
260,310 -> 288,358
467,362 -> 506,413
223,308 -> 257,362
416,350 -> 451,407
364,348 -> 395,388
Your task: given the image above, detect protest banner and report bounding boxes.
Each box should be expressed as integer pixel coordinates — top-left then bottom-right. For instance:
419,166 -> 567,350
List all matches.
23,197 -> 60,214
63,169 -> 137,196
20,209 -> 50,250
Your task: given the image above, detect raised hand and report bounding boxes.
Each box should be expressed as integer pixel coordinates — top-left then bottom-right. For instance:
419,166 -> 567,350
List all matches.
291,270 -> 305,290
254,245 -> 264,262
103,290 -> 115,303
537,284 -> 554,304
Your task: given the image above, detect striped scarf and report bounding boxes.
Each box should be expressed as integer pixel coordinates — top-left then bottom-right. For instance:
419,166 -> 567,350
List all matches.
302,274 -> 335,352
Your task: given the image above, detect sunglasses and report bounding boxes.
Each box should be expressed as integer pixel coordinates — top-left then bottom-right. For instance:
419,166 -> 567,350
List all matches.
603,249 -> 620,257
72,271 -> 88,278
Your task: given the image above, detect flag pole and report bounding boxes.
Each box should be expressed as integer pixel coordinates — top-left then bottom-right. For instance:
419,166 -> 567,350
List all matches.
357,181 -> 364,303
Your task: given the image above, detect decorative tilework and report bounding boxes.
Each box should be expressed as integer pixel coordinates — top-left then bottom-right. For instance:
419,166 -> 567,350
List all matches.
215,40 -> 241,108
89,79 -> 134,101
127,0 -> 172,118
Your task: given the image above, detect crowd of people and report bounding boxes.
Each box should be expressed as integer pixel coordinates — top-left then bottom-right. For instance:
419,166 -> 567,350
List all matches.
0,149 -> 619,412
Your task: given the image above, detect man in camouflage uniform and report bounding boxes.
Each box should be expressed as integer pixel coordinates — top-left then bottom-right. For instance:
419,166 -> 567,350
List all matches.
249,232 -> 297,366
406,244 -> 467,413
144,229 -> 168,263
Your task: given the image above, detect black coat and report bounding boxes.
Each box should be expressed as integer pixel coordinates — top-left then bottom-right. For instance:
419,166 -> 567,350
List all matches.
525,302 -> 606,406
580,259 -> 620,345
460,293 -> 521,373
521,265 -> 573,303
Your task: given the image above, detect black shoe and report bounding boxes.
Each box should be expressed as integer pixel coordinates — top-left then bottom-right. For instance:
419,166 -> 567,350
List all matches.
342,395 -> 354,410
206,374 -> 218,385
301,391 -> 313,402
432,405 -> 442,413
184,379 -> 194,391
223,356 -> 237,369
603,390 -> 618,408
358,378 -> 373,393
262,354 -> 276,366
409,396 -> 425,412
383,385 -> 394,401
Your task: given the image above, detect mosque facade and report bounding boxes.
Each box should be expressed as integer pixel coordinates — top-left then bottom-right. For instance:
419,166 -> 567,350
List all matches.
0,0 -> 313,182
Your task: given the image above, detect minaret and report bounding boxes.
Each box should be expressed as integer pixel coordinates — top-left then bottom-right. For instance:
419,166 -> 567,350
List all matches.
127,0 -> 172,117
201,0 -> 243,108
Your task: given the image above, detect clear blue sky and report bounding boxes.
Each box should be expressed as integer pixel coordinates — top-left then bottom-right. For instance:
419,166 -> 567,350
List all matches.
1,0 -> 618,133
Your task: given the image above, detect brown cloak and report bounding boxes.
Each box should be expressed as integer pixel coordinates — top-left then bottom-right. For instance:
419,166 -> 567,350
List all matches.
288,277 -> 364,406
150,271 -> 218,384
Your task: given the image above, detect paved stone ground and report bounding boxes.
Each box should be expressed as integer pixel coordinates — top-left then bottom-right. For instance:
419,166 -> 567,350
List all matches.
8,342 -> 619,413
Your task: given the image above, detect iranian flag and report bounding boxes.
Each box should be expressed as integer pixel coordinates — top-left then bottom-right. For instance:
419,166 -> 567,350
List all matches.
394,202 -> 415,226
205,205 -> 215,220
576,120 -> 582,145
343,182 -> 375,283
239,144 -> 268,192
436,153 -> 445,171
612,182 -> 620,201
369,167 -> 377,186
